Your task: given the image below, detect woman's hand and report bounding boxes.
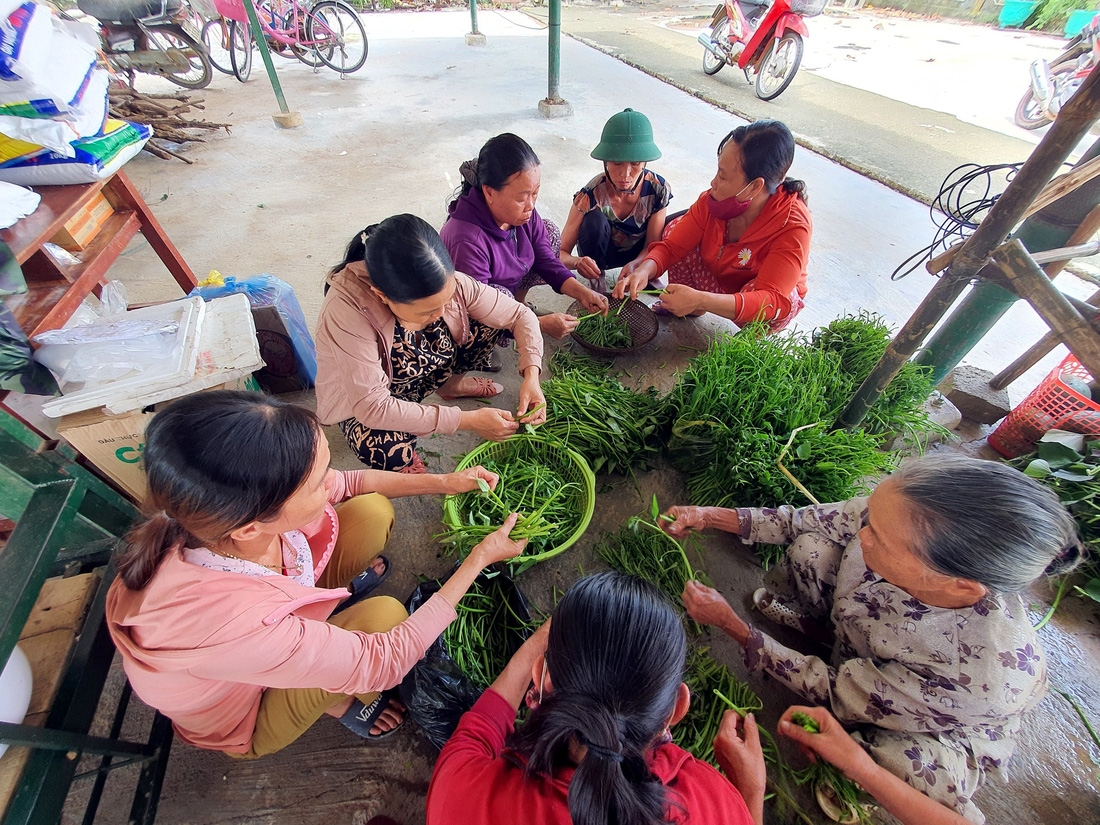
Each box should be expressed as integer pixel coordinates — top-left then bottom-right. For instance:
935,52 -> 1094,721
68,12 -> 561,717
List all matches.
540,312 -> 580,339
682,581 -> 750,645
470,512 -> 528,567
577,284 -> 609,315
778,706 -> 874,782
517,374 -> 547,426
661,505 -> 710,537
463,407 -> 519,441
613,259 -> 658,300
658,283 -> 705,317
445,465 -> 499,495
714,710 -> 767,825
574,255 -> 602,280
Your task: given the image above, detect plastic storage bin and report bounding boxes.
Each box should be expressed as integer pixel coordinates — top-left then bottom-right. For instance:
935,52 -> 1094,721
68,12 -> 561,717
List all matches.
988,354 -> 1100,457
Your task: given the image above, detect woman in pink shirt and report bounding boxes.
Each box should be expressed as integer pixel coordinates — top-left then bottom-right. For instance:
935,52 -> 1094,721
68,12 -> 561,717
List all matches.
106,390 -> 526,757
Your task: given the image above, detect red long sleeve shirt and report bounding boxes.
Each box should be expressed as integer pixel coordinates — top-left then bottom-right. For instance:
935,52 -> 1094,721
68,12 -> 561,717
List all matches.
644,188 -> 811,324
426,689 -> 756,825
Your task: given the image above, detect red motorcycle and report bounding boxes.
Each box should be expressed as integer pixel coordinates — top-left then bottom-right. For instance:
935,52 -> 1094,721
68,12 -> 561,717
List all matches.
1015,13 -> 1099,130
698,0 -> 825,100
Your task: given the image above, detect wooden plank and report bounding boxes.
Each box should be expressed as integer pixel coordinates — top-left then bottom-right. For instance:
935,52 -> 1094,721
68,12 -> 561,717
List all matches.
1023,154 -> 1100,222
108,172 -> 197,291
0,181 -> 108,265
21,573 -> 99,640
19,629 -> 76,717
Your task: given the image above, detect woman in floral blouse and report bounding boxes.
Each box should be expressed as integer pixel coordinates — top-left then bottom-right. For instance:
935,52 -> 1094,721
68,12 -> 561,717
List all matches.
661,455 -> 1082,824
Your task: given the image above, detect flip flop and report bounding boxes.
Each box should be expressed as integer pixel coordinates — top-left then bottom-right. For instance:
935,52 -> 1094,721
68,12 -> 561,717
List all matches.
437,376 -> 503,401
331,554 -> 392,616
338,689 -> 404,742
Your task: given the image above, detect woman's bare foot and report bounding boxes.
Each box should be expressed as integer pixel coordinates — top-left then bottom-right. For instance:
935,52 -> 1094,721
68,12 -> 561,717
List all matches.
437,374 -> 503,400
369,700 -> 405,736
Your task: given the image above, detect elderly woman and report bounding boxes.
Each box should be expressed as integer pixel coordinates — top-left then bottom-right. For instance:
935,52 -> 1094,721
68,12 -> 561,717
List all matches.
662,456 -> 1082,824
441,133 -> 608,341
613,120 -> 809,334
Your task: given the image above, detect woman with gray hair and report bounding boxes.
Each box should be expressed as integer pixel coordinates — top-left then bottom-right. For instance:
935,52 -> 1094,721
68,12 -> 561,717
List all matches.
660,455 -> 1082,824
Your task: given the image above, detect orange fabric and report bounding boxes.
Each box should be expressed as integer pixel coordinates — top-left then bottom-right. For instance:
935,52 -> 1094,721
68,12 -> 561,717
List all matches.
643,189 -> 811,324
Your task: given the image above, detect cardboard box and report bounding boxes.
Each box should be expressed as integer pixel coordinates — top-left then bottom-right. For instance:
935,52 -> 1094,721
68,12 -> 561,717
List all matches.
56,375 -> 260,502
50,192 -> 114,252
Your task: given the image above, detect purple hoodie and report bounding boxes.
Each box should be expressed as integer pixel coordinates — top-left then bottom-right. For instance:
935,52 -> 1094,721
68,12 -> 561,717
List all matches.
440,188 -> 574,296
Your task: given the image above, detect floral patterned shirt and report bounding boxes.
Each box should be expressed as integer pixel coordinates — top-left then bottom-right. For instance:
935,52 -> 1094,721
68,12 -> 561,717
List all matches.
578,170 -> 672,255
737,498 -> 1047,776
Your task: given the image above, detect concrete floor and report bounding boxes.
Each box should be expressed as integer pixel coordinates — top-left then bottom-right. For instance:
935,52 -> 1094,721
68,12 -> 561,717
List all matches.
46,9 -> 1100,823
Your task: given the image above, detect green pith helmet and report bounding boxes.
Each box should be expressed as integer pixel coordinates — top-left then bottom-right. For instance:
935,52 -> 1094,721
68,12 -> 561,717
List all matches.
591,109 -> 662,163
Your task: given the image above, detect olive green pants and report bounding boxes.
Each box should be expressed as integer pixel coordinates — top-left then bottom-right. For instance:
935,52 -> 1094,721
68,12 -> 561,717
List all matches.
238,493 -> 407,758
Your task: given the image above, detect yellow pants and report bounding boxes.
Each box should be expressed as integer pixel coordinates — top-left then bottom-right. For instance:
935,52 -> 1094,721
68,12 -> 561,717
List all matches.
240,493 -> 407,758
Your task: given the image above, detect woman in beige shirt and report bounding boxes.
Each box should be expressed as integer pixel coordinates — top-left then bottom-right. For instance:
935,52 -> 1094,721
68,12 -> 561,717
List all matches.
315,214 -> 546,472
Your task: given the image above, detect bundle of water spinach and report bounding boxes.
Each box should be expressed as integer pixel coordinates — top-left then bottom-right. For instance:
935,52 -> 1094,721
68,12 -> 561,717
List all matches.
541,350 -> 669,475
442,575 -> 534,690
574,309 -> 633,348
666,315 -> 938,525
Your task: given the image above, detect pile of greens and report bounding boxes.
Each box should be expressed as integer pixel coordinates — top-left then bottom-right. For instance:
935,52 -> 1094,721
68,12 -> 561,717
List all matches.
675,646 -> 764,768
574,310 -> 633,349
541,350 -> 669,475
666,316 -> 938,522
442,576 -> 534,690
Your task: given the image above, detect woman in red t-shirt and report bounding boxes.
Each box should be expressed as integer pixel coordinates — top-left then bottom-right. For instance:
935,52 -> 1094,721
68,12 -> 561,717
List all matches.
426,572 -> 765,825
613,120 -> 811,334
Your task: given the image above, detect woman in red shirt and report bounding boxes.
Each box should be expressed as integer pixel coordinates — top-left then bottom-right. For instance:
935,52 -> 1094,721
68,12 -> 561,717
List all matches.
613,120 -> 810,334
426,572 -> 765,825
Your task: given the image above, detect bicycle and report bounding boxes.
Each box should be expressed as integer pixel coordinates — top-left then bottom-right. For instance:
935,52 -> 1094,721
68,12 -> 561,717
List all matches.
212,0 -> 367,80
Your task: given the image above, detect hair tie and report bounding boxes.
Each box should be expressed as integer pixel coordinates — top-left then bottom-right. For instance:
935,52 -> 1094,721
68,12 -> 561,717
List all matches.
579,736 -> 624,763
360,230 -> 369,246
459,158 -> 480,188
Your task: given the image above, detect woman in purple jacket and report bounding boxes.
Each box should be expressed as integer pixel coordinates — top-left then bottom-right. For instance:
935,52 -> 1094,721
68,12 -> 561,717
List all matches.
441,134 -> 608,340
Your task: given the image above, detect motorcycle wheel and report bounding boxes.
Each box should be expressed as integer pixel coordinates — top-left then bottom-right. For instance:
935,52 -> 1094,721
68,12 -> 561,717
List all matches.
228,20 -> 253,82
200,18 -> 233,75
1014,62 -> 1076,130
145,25 -> 213,90
703,17 -> 729,76
755,30 -> 802,101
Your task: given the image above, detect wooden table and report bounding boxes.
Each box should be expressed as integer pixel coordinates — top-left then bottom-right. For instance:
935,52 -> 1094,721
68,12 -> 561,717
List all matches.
0,170 -> 197,339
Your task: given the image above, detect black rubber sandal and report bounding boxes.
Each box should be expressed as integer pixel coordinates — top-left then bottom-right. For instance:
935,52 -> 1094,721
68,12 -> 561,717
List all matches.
330,554 -> 391,617
338,690 -> 404,741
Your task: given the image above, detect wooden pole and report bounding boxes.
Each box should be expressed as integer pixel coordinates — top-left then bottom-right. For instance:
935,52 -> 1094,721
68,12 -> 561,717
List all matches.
989,203 -> 1100,388
992,239 -> 1100,380
837,65 -> 1100,430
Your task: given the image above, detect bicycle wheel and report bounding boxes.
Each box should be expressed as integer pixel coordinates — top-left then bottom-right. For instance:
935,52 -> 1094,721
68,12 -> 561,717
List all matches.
290,12 -> 329,67
307,0 -> 367,74
200,18 -> 233,74
229,19 -> 253,82
145,25 -> 212,89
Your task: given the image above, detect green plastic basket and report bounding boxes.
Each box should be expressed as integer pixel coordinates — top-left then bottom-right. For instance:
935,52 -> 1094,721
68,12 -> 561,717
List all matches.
442,434 -> 596,563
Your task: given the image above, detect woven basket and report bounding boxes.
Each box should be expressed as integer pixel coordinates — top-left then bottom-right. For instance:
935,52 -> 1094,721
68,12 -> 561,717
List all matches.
442,435 -> 596,563
567,298 -> 658,357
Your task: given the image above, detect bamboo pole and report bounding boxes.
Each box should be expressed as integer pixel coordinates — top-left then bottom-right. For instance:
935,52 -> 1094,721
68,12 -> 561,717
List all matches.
837,65 -> 1100,430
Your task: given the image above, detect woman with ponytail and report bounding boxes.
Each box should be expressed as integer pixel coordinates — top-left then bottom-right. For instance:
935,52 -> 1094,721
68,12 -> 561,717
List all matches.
426,572 -> 766,825
107,390 -> 527,757
614,120 -> 810,334
315,213 -> 547,472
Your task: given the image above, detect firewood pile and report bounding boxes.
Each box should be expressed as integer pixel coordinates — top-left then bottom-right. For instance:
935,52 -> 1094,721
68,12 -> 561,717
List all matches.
108,86 -> 231,164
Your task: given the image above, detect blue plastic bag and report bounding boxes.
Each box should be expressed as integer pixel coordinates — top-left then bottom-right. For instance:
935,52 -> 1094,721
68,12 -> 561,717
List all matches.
189,274 -> 316,393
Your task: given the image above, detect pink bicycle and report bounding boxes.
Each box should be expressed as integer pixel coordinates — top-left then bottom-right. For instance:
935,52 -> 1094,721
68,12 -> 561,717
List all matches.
211,0 -> 367,80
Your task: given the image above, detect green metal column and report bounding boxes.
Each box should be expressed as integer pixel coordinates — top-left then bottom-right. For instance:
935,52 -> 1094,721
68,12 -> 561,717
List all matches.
548,0 -> 561,101
915,137 -> 1100,384
243,0 -> 290,114
468,0 -> 479,36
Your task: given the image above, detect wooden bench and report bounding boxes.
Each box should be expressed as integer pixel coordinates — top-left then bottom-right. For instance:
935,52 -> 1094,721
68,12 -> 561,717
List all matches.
0,410 -> 172,825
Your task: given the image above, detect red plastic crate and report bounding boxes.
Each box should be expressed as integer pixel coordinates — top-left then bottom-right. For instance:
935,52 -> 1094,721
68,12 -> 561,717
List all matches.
988,355 -> 1100,458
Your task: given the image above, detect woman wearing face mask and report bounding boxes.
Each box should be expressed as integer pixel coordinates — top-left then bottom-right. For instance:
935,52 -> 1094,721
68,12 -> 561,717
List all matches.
558,109 -> 672,282
441,133 -> 608,341
314,214 -> 546,473
613,120 -> 809,334
660,456 -> 1083,824
426,572 -> 766,825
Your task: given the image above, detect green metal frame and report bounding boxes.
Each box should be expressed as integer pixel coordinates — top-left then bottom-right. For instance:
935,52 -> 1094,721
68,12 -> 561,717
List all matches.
0,410 -> 171,825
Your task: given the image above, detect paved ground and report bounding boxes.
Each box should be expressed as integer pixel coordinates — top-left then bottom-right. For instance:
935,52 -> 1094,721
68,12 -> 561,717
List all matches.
39,9 -> 1100,824
530,2 -> 1097,204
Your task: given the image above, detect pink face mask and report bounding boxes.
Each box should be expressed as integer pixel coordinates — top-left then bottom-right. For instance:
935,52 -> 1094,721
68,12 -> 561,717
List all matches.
707,182 -> 753,221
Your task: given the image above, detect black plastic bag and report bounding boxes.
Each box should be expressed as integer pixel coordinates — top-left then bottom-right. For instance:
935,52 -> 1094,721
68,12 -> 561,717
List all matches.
399,569 -> 533,750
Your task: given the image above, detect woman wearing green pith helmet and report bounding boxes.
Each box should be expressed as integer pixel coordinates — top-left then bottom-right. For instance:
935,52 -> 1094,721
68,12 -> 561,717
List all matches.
559,109 -> 672,283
